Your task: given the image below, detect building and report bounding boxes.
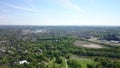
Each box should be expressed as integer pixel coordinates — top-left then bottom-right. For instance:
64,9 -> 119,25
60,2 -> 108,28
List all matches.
19,60 -> 29,64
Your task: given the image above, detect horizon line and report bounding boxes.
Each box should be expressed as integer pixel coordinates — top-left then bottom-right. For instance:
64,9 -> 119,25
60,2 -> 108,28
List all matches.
0,25 -> 120,27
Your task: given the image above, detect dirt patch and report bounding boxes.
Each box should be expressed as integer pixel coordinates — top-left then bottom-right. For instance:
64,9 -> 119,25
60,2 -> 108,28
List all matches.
74,40 -> 103,48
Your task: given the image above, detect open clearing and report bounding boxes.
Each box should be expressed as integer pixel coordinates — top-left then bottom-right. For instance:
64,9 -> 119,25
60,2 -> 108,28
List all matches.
69,57 -> 96,68
74,40 -> 103,48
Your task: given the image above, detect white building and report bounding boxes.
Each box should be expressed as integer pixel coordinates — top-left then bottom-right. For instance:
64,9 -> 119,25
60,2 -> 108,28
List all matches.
19,60 -> 29,64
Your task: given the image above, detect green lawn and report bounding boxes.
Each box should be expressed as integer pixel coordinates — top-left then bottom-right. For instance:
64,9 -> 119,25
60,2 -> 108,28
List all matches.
48,58 -> 55,68
68,58 -> 96,68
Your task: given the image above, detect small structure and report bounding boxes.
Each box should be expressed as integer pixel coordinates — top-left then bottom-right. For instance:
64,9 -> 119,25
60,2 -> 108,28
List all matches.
19,60 -> 29,64
110,40 -> 120,44
0,41 -> 6,44
37,61 -> 48,67
36,49 -> 42,55
42,61 -> 48,66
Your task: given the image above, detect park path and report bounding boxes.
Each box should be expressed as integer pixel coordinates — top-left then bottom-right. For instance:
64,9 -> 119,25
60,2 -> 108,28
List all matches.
65,59 -> 68,68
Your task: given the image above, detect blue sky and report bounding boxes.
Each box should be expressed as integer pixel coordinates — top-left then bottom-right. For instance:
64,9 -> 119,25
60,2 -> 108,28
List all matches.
0,0 -> 120,25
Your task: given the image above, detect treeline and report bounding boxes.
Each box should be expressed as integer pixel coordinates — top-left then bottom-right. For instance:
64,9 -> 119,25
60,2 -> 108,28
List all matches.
87,57 -> 120,68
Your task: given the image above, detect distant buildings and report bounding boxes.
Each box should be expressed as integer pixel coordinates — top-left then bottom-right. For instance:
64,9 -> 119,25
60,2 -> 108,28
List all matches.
110,40 -> 120,44
0,41 -> 7,44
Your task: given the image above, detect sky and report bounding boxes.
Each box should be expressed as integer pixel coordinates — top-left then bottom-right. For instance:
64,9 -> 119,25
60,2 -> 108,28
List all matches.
0,0 -> 120,26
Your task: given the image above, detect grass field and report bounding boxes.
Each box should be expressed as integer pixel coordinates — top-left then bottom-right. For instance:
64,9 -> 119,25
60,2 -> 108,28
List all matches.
69,58 -> 96,68
74,40 -> 104,48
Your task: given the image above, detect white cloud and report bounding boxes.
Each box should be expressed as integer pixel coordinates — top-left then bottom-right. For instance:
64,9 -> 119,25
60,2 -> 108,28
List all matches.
53,0 -> 85,12
0,1 -> 39,12
8,4 -> 39,12
0,1 -> 55,13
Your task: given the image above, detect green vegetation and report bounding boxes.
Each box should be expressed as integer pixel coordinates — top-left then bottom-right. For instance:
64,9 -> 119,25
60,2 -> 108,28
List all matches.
0,26 -> 120,68
68,58 -> 96,68
48,57 -> 66,68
